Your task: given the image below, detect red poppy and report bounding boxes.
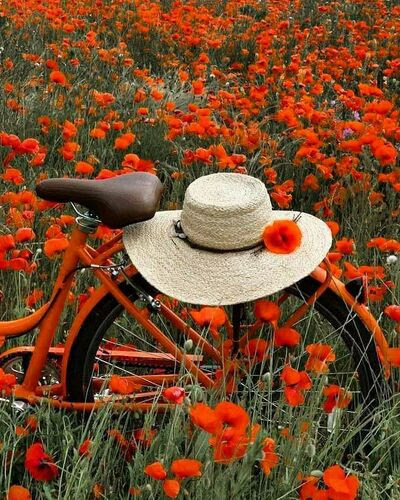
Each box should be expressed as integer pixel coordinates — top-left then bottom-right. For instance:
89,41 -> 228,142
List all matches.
274,327 -> 301,347
24,443 -> 59,482
305,343 -> 336,374
325,221 -> 340,237
214,401 -> 250,433
387,348 -> 400,366
384,305 -> 400,322
43,238 -> 69,258
49,70 -> 67,85
322,385 -> 352,413
0,368 -> 16,395
189,403 -> 222,434
254,300 -> 281,324
0,234 -> 15,251
335,238 -> 355,255
163,479 -> 180,498
109,375 -> 142,395
241,338 -> 269,363
190,307 -> 227,339
75,161 -> 94,175
144,461 -> 167,480
209,427 -> 249,464
15,228 -> 35,243
6,485 -> 31,500
170,458 -> 202,479
260,437 -> 279,476
163,386 -> 185,404
280,365 -> 312,407
78,439 -> 92,457
323,464 -> 359,498
262,219 -> 302,254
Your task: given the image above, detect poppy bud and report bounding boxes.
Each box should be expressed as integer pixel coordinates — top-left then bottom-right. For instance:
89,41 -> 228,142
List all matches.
310,470 -> 323,478
184,339 -> 194,352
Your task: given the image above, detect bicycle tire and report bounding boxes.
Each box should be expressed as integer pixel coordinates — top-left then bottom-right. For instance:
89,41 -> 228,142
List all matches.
66,273 -> 388,423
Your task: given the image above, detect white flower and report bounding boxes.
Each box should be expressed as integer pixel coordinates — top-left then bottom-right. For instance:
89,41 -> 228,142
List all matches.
386,255 -> 398,265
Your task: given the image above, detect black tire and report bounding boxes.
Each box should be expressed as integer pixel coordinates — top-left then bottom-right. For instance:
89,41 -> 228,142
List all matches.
66,273 -> 388,440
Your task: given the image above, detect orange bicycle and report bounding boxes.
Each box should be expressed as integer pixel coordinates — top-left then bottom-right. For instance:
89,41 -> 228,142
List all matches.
0,172 -> 391,443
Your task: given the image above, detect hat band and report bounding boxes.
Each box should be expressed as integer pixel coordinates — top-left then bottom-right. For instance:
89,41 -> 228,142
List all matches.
173,220 -> 263,254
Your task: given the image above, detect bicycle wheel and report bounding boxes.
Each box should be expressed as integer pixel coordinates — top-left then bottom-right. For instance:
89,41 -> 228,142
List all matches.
66,272 -> 388,448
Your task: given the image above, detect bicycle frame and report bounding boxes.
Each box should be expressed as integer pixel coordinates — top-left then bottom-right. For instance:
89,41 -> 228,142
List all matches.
0,223 -> 391,411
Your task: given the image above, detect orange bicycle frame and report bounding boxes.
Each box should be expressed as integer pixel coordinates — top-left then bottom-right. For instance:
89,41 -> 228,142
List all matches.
0,222 -> 391,411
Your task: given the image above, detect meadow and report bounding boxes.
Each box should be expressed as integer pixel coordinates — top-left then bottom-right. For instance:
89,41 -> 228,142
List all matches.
0,0 -> 399,498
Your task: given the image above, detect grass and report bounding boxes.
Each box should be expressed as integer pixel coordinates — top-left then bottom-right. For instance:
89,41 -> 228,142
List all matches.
0,0 -> 400,498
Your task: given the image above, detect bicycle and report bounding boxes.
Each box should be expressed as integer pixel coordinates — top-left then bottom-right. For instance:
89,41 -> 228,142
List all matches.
0,172 -> 391,449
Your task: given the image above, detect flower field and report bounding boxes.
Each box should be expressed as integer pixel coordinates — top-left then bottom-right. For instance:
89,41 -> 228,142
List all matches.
0,0 -> 400,498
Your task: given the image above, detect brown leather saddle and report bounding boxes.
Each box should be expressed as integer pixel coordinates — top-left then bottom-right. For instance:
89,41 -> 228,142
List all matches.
36,173 -> 163,229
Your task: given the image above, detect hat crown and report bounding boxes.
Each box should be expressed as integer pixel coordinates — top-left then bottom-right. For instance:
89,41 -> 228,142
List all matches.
180,173 -> 272,250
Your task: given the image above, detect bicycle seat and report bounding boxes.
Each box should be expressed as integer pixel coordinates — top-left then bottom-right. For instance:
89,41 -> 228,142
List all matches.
35,173 -> 163,229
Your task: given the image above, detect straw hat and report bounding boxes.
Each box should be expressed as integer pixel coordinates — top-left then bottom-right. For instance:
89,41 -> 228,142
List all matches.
123,173 -> 332,305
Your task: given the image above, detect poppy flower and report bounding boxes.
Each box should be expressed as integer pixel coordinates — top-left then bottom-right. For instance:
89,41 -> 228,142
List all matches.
133,428 -> 156,448
109,375 -> 142,395
78,439 -> 92,457
214,401 -> 250,433
163,479 -> 180,498
144,461 -> 167,480
323,464 -> 359,498
387,348 -> 400,366
189,403 -> 222,434
170,458 -> 202,479
0,234 -> 16,251
92,90 -> 115,107
15,228 -> 35,243
325,220 -> 340,237
262,219 -> 302,254
274,327 -> 300,347
114,133 -> 135,150
384,305 -> 400,322
209,426 -> 250,464
280,365 -> 312,407
241,338 -> 269,363
0,368 -> 16,395
24,443 -> 59,482
163,386 -> 185,404
254,300 -> 281,324
43,238 -> 69,258
190,307 -> 227,339
335,238 -> 355,255
322,385 -> 352,413
299,476 -> 323,500
260,437 -> 279,476
90,128 -> 106,139
6,485 -> 31,500
49,70 -> 67,85
75,161 -> 94,175
305,343 -> 336,374
2,168 -> 24,185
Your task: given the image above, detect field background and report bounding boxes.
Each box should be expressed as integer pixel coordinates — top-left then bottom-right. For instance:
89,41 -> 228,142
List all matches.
0,0 -> 399,498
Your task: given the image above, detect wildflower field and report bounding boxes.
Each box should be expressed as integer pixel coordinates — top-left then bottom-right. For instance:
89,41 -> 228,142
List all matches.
0,0 -> 400,498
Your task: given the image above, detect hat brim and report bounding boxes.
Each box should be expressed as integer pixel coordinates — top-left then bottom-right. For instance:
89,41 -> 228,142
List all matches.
123,210 -> 332,306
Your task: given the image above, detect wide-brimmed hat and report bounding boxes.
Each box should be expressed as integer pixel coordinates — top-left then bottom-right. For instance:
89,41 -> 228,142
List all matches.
123,173 -> 332,305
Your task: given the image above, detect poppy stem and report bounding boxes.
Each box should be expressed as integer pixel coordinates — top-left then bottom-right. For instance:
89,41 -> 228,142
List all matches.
232,303 -> 243,355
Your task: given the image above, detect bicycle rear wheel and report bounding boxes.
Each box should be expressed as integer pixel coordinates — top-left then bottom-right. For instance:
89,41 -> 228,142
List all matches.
66,273 -> 388,450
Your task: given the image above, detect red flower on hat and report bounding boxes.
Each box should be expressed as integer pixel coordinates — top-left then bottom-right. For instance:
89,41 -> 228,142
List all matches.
262,220 -> 302,254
